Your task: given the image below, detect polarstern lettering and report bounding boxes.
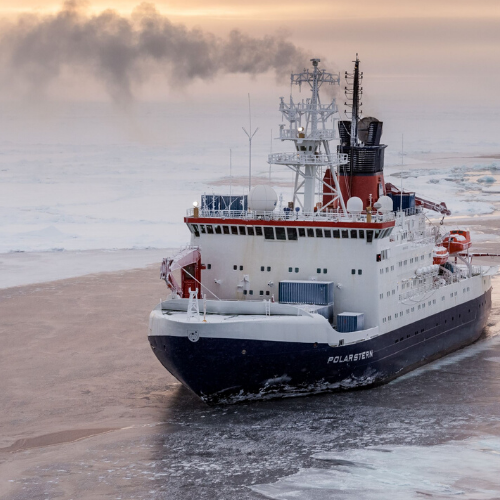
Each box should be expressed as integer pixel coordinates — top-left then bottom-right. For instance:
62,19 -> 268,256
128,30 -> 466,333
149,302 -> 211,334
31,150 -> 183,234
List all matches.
327,350 -> 374,364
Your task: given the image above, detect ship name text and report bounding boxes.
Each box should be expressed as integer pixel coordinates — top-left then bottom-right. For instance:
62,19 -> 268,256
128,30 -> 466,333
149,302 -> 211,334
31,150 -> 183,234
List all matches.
327,350 -> 374,364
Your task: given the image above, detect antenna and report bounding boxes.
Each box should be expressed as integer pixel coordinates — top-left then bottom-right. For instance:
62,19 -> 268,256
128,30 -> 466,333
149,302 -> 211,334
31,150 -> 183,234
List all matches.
229,148 -> 232,198
242,93 -> 259,193
400,134 -> 404,212
269,128 -> 272,181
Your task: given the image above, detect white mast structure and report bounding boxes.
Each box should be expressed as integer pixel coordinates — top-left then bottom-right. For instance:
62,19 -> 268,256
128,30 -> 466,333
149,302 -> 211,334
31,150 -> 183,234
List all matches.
268,58 -> 348,214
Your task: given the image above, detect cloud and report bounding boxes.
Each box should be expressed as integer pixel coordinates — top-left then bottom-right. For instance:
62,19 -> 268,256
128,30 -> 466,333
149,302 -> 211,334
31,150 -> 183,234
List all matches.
0,1 -> 313,103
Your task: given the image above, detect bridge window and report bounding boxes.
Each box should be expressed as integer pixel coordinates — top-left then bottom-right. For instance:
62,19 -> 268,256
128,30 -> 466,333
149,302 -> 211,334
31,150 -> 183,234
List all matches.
333,229 -> 340,238
247,227 -> 255,236
261,266 -> 265,271
267,266 -> 271,272
239,265 -> 243,270
299,228 -> 306,237
350,229 -> 357,238
295,268 -> 299,273
359,230 -> 365,238
324,229 -> 332,238
191,224 -> 200,237
323,268 -> 328,274
307,228 -> 315,237
233,265 -> 237,270
316,228 -> 323,237
341,230 -> 349,238
223,226 -> 230,234
287,228 -> 298,240
366,230 -> 374,242
358,270 -> 362,275
264,227 -> 275,240
255,227 -> 263,236
352,269 -> 356,275
289,267 -> 293,272
239,226 -> 246,235
215,225 -> 222,234
206,225 -> 214,234
276,227 -> 286,240
231,226 -> 238,235
374,230 -> 380,239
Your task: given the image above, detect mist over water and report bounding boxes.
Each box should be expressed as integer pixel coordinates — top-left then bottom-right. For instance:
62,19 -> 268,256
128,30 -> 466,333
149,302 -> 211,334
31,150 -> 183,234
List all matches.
0,0 -> 312,103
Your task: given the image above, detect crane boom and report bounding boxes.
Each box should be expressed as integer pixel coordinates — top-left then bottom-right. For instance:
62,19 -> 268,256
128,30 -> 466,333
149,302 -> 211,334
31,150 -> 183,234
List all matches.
385,182 -> 451,216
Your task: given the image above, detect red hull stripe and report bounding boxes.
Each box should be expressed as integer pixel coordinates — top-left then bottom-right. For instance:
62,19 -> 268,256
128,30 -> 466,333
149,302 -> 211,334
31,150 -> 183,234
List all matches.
185,217 -> 395,229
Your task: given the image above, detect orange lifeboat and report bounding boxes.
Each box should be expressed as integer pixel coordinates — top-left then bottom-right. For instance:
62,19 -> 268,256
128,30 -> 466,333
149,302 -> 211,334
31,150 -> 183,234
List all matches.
442,230 -> 472,254
432,246 -> 449,265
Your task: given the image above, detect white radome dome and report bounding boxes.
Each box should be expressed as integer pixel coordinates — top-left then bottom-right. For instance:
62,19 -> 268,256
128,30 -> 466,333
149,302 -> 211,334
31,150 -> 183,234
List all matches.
374,195 -> 393,213
346,197 -> 363,213
248,185 -> 278,213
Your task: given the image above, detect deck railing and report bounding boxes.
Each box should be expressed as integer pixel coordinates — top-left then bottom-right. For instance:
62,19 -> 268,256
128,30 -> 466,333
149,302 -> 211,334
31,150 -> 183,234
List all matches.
186,208 -> 396,224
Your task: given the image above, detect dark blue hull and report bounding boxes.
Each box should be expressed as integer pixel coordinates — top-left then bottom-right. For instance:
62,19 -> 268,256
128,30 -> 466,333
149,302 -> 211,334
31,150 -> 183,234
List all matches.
149,289 -> 492,404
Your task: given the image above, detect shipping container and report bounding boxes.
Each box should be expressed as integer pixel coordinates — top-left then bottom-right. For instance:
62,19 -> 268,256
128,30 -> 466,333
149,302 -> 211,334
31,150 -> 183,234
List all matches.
387,192 -> 416,212
337,312 -> 365,333
279,280 -> 334,306
201,194 -> 248,212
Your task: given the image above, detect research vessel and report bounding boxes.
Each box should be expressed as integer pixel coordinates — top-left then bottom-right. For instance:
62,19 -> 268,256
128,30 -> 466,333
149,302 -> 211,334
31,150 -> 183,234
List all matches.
149,57 -> 496,404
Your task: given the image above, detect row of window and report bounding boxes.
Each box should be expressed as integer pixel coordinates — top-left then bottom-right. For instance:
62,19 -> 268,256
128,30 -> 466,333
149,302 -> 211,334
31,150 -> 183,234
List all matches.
243,290 -> 271,296
190,223 -> 393,241
382,288 -> 474,322
390,309 -> 476,344
380,254 -> 433,273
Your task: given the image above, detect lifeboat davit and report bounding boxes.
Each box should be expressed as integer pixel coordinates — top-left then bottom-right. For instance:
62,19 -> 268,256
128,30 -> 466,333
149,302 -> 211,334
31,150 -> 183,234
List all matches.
442,230 -> 472,254
432,246 -> 449,265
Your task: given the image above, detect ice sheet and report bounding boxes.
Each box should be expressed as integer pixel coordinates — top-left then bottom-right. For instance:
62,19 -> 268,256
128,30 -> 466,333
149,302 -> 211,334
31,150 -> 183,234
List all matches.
0,248 -> 174,289
251,436 -> 500,500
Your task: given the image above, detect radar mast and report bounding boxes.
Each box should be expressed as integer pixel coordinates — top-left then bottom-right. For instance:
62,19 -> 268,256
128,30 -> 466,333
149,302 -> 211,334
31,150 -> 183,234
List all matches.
268,59 -> 348,214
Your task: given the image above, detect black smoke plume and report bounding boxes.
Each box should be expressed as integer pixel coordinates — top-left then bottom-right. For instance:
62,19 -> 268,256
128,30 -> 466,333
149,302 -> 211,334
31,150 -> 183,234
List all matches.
0,1 -> 312,102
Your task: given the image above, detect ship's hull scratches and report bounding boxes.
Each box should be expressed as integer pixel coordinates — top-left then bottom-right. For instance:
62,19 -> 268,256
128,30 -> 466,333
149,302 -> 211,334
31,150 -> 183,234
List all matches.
149,289 -> 492,404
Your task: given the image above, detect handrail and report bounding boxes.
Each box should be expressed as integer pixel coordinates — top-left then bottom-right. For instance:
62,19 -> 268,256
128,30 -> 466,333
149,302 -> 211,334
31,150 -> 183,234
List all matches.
268,152 -> 349,166
186,208 -> 396,223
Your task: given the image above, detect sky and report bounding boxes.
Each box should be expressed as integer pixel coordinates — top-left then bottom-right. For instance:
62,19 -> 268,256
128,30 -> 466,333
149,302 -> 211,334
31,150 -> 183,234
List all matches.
0,0 -> 499,154
0,0 -> 498,105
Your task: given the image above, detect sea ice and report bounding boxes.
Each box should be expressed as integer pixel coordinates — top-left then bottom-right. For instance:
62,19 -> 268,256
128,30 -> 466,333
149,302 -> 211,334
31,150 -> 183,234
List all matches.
251,436 -> 500,500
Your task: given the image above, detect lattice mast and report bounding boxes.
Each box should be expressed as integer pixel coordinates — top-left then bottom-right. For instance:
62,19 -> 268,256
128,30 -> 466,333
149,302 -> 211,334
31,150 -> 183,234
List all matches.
268,59 -> 348,214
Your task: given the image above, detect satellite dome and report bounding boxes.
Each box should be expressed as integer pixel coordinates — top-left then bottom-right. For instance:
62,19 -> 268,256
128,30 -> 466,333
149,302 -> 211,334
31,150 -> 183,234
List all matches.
248,185 -> 278,213
346,197 -> 363,214
374,195 -> 393,213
